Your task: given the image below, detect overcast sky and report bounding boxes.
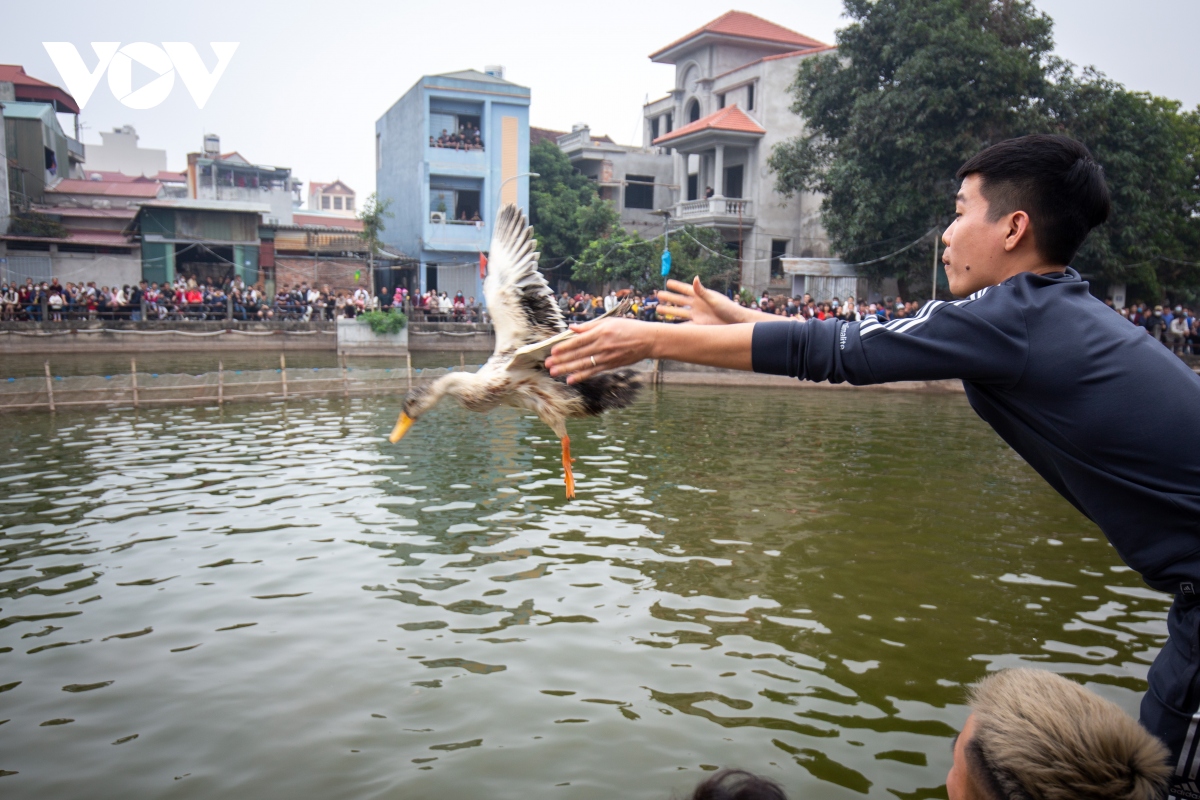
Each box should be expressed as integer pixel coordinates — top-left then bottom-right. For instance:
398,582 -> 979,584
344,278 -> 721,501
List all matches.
3,0 -> 1197,207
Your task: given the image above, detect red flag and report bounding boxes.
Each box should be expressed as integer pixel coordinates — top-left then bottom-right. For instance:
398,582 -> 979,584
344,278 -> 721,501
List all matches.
479,252 -> 488,279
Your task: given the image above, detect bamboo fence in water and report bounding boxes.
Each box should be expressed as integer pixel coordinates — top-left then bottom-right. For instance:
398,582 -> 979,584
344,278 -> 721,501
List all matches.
0,354 -> 480,413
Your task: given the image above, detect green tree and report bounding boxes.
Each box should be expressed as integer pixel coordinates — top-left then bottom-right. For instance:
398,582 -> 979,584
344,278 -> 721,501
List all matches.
1050,72 -> 1200,300
529,141 -> 619,275
572,223 -> 738,293
769,0 -> 1056,291
358,192 -> 393,296
769,0 -> 1200,300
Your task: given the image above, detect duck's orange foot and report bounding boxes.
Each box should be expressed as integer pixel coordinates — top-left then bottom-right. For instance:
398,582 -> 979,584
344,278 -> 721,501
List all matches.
561,435 -> 575,499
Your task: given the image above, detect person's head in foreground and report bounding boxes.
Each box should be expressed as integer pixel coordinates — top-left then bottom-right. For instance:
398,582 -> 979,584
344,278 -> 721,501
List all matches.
944,134 -> 1110,298
948,668 -> 1169,800
686,769 -> 788,800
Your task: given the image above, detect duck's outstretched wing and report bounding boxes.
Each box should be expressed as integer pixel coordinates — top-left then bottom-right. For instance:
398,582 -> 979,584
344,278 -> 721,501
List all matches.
484,204 -> 566,356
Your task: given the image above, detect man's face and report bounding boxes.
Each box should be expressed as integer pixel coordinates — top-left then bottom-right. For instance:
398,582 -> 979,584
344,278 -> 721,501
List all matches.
947,714 -> 984,800
942,175 -> 1021,297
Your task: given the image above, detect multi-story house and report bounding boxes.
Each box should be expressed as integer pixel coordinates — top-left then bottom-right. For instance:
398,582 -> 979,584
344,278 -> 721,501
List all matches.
643,11 -> 841,294
308,180 -> 356,217
375,67 -> 530,300
185,134 -> 301,226
553,125 -> 676,240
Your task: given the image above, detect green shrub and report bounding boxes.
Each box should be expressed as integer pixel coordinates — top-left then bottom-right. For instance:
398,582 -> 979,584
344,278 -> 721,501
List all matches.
358,309 -> 407,335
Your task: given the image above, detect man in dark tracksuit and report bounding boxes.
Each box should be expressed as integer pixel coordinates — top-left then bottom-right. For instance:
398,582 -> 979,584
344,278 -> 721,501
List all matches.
547,135 -> 1200,795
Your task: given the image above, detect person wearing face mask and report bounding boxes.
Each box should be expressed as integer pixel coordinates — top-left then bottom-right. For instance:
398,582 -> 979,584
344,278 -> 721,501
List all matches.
1144,304 -> 1168,343
1169,306 -> 1188,355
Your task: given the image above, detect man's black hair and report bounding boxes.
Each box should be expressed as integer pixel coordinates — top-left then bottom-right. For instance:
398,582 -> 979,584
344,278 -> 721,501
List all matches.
956,134 -> 1111,266
686,769 -> 788,800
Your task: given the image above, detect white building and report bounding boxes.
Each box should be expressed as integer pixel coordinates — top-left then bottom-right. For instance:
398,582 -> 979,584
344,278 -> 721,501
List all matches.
308,180 -> 356,216
83,125 -> 168,177
643,11 -> 838,293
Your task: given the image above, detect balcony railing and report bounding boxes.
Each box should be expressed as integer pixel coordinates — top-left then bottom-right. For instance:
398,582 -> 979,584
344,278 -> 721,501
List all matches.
677,198 -> 754,219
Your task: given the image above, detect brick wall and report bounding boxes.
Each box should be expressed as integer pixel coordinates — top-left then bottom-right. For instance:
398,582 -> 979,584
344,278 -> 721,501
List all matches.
274,257 -> 371,294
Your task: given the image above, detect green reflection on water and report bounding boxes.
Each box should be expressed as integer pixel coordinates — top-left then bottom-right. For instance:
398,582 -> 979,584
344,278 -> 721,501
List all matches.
0,386 -> 1166,799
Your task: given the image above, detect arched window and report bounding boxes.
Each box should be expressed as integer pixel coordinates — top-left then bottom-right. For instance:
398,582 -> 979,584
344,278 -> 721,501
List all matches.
687,99 -> 700,123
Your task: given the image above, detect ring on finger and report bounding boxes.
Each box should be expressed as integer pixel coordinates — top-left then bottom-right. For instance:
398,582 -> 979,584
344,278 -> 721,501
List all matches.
590,355 -> 597,367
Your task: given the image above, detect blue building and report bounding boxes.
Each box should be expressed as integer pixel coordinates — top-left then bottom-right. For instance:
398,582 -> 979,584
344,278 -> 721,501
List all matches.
375,67 -> 530,301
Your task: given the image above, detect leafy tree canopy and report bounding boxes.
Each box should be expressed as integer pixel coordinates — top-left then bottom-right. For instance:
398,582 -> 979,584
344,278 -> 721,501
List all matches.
529,141 -> 619,272
572,224 -> 736,293
769,0 -> 1200,301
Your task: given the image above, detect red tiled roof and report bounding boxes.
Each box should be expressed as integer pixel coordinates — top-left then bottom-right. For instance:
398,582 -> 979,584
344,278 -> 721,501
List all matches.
653,105 -> 765,145
650,11 -> 827,60
0,64 -> 80,113
292,213 -> 363,231
84,170 -> 139,183
47,180 -> 163,198
82,169 -> 186,184
530,126 -> 567,147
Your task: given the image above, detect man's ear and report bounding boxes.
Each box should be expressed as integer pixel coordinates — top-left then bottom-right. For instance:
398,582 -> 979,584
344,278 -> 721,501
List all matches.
1003,211 -> 1033,253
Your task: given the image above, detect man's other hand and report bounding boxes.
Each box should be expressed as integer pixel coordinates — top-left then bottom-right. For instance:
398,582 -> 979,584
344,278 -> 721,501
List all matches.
657,277 -> 777,324
546,318 -> 655,384
655,277 -> 746,324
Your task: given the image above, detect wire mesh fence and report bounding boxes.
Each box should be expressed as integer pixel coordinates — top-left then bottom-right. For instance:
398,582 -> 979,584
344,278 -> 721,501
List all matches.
0,356 -> 483,413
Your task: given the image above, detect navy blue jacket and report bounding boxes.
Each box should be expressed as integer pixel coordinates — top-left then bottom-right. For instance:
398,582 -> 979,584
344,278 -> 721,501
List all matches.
752,269 -> 1200,594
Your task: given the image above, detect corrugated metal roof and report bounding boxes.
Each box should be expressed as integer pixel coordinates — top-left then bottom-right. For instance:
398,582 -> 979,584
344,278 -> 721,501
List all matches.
139,199 -> 271,214
0,100 -> 58,123
0,64 -> 80,113
48,180 -> 163,198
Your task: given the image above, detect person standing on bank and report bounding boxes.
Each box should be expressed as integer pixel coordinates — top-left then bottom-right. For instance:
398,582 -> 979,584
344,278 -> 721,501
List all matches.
545,134 -> 1200,791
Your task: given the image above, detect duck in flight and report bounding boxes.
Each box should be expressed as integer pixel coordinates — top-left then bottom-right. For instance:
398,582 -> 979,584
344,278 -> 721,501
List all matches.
388,204 -> 640,498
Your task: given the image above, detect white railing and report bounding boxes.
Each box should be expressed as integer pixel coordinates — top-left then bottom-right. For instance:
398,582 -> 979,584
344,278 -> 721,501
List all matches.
676,199 -> 754,218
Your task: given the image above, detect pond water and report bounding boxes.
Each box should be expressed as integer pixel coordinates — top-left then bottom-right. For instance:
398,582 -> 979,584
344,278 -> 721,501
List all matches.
0,386 -> 1167,799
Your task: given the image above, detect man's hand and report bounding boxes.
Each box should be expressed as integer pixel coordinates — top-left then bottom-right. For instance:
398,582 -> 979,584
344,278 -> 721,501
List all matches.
656,277 -> 778,324
546,318 -> 656,384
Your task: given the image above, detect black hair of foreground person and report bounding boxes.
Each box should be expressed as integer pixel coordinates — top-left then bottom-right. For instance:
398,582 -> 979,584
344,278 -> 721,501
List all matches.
685,769 -> 788,800
948,669 -> 1170,800
955,133 -> 1110,267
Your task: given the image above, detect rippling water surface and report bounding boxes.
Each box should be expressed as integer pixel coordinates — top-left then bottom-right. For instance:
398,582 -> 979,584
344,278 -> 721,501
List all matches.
0,386 -> 1168,799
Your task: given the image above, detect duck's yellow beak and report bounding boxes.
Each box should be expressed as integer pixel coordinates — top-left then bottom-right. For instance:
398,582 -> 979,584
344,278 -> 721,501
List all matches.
389,413 -> 414,443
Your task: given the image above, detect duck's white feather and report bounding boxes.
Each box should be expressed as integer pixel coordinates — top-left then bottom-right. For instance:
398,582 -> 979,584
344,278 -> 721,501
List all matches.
483,205 -> 566,356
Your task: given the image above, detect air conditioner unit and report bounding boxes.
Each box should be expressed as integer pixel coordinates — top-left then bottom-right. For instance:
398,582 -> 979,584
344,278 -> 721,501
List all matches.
430,211 -> 445,223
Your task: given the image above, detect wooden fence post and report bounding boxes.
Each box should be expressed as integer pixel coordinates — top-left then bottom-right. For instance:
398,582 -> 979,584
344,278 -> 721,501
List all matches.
280,353 -> 288,399
218,360 -> 224,407
406,352 -> 413,391
460,351 -> 465,369
341,354 -> 350,399
131,358 -> 139,409
44,361 -> 55,412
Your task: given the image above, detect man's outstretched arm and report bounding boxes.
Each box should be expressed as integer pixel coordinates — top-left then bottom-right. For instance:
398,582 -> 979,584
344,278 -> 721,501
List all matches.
546,319 -> 755,383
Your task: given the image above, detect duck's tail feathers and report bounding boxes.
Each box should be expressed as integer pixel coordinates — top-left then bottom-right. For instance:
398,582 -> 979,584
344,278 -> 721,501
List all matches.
575,369 -> 642,416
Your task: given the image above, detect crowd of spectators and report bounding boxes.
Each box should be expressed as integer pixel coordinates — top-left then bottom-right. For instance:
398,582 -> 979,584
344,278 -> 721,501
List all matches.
736,290 -> 1200,355
406,289 -> 484,322
429,123 -> 483,151
4,274 -> 1198,355
0,275 -> 409,323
